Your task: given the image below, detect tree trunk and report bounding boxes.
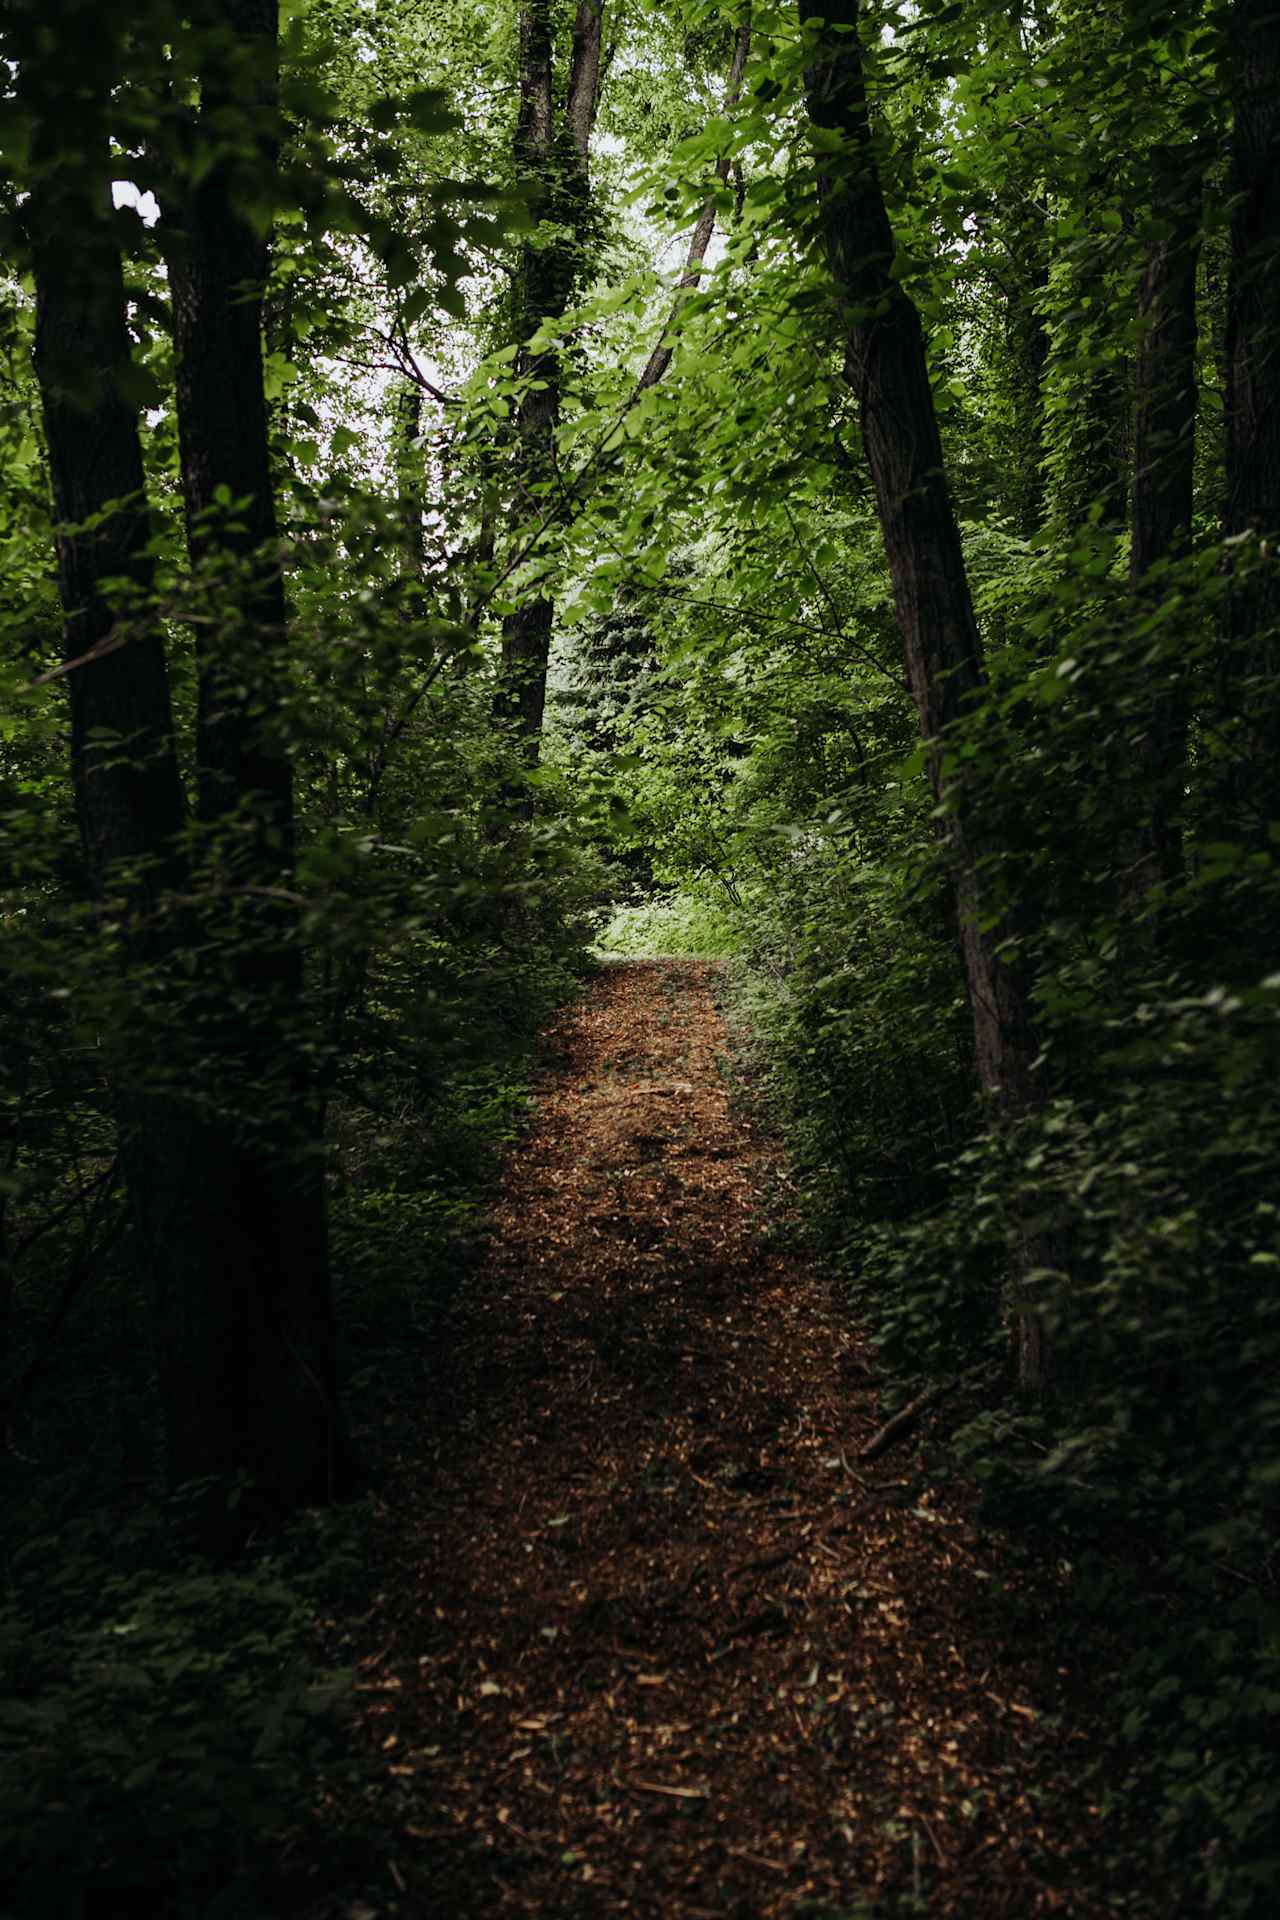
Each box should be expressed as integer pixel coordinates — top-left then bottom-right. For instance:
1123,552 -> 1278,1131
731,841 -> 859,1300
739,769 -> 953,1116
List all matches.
168,0 -> 294,851
15,23 -> 214,1469
1222,0 -> 1280,834
638,20 -> 752,392
799,0 -> 1047,1387
394,381 -> 427,580
162,0 -> 343,1518
14,25 -> 334,1520
22,97 -> 186,910
492,13 -> 746,760
1001,200 -> 1050,538
1046,180 -> 1130,539
1128,144 -> 1202,888
495,0 -> 605,766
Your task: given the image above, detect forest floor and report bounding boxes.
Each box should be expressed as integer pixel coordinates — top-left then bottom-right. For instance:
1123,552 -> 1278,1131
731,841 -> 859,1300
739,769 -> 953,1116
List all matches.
321,958 -> 1119,1920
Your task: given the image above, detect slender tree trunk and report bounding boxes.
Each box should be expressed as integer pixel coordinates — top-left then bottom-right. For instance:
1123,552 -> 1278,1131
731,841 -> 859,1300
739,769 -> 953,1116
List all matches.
1128,144 -> 1202,888
1222,0 -> 1280,833
496,0 -> 605,764
638,19 -> 752,392
394,381 -> 427,580
491,14 -> 745,762
799,0 -> 1047,1387
1059,371 -> 1129,534
1001,200 -> 1050,538
162,0 -> 343,1518
1046,179 -> 1130,538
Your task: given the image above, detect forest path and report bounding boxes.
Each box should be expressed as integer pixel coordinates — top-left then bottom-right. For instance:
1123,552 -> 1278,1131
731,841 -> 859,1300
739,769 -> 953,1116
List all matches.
345,960 -> 1100,1919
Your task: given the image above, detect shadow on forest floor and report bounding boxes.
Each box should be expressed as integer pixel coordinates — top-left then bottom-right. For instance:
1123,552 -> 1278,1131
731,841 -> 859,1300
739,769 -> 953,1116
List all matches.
302,960 -> 1145,1920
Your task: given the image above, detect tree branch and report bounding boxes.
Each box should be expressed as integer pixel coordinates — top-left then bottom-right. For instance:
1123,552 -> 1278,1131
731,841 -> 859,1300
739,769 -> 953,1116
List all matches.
639,17 -> 752,391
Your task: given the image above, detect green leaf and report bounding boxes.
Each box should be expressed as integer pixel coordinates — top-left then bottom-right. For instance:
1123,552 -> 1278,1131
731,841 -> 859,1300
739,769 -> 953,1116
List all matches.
400,287 -> 434,326
114,361 -> 163,412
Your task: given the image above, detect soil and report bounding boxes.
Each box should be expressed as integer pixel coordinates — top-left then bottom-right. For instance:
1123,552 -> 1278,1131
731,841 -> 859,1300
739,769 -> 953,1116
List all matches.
327,959 -> 1113,1919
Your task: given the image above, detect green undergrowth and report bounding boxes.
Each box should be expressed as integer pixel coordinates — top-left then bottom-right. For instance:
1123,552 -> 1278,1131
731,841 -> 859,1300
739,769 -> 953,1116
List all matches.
329,962 -> 584,1456
727,895 -> 1280,1919
593,887 -> 742,956
0,932 -> 590,1920
0,1493 -> 365,1920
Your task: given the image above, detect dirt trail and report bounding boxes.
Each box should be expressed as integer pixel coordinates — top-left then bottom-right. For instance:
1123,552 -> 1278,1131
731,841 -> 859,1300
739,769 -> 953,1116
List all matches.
347,960 -> 1102,1918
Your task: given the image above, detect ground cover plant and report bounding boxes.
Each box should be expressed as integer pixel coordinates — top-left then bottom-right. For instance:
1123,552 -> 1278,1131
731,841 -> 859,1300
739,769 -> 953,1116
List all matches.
1,0 -> 1279,1914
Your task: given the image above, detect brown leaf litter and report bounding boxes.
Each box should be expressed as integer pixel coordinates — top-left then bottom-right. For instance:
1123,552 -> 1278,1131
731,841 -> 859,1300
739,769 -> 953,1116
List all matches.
319,958 -> 1119,1919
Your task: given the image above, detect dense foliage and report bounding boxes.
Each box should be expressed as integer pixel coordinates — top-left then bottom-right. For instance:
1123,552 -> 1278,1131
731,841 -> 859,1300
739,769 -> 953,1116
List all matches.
2,0 -> 1278,1912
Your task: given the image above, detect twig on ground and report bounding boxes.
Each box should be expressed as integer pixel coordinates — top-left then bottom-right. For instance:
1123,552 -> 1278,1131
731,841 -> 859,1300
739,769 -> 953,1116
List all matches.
728,1546 -> 801,1578
630,1779 -> 710,1800
859,1378 -> 959,1462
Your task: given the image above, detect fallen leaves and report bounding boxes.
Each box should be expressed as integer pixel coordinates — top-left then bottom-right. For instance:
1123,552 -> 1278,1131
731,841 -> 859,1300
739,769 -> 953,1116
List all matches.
333,960 -> 1114,1919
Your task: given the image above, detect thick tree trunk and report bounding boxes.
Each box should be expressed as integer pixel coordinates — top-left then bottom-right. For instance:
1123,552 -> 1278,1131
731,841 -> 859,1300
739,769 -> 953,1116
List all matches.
1128,145 -> 1202,888
496,0 -> 604,765
800,0 -> 1047,1386
162,0 -> 343,1517
1222,0 -> 1280,833
168,0 -> 294,851
24,123 -> 186,909
15,30 -> 332,1522
16,28 -> 212,1473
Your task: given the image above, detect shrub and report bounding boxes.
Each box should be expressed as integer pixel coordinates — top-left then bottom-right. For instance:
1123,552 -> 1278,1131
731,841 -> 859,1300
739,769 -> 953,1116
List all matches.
0,1502 -> 357,1917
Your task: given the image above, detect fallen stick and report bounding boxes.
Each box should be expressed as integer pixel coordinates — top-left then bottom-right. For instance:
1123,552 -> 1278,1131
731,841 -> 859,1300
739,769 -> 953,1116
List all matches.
630,1780 -> 709,1800
727,1846 -> 786,1872
708,1604 -> 789,1660
858,1378 -> 958,1463
727,1546 -> 800,1578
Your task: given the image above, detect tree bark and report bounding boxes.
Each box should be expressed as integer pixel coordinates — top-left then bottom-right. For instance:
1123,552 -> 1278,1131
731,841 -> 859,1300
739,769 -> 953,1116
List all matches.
800,2 -> 1037,1112
799,0 -> 1047,1387
20,70 -> 186,911
1222,0 -> 1280,834
168,0 -> 294,850
16,15 -> 201,1452
11,22 -> 335,1522
495,0 -> 605,764
161,0 -> 343,1519
1128,144 -> 1202,888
